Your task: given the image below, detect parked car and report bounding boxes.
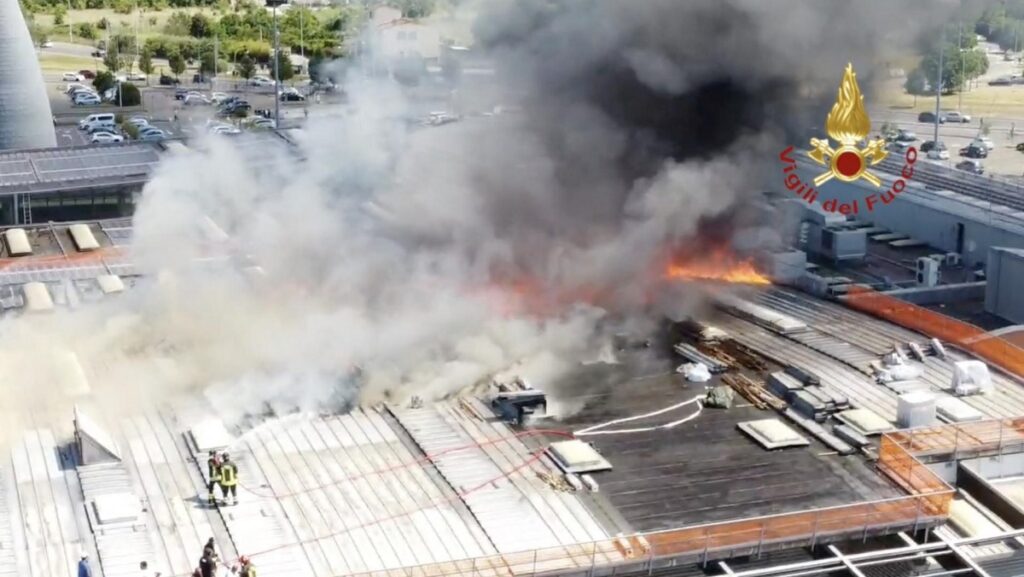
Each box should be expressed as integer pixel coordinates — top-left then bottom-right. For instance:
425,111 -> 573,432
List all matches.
246,117 -> 276,130
989,77 -> 1012,86
211,92 -> 229,104
160,75 -> 180,86
279,92 -> 306,102
895,129 -> 917,142
139,130 -> 167,142
959,144 -> 988,158
972,136 -> 995,151
944,111 -> 972,123
41,40 -> 53,48
127,72 -> 147,82
1017,142 -> 1024,153
126,117 -> 150,129
249,76 -> 273,87
65,83 -> 92,95
887,141 -> 912,153
927,148 -> 951,160
138,127 -> 168,141
192,73 -> 210,84
90,49 -> 106,58
184,94 -> 211,106
90,132 -> 124,144
918,111 -> 944,123
79,113 -> 115,130
174,88 -> 189,100
79,70 -> 96,80
62,72 -> 84,82
74,93 -> 101,106
955,159 -> 984,174
920,140 -> 947,153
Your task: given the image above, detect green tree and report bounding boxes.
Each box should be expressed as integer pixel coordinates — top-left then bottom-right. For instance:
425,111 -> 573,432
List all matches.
199,50 -> 223,75
138,47 -> 154,83
53,4 -> 66,26
190,13 -> 212,38
165,11 -> 190,36
103,42 -> 123,72
168,49 -> 186,78
97,17 -> 110,30
118,82 -> 141,106
76,22 -> 96,39
394,0 -> 434,18
274,50 -> 294,81
904,68 -> 928,105
93,70 -> 115,93
236,53 -> 255,79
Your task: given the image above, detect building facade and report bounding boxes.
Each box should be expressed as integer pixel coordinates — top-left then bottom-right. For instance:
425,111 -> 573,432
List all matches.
0,3 -> 57,151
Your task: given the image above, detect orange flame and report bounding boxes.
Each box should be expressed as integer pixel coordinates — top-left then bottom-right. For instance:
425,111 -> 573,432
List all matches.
665,248 -> 770,285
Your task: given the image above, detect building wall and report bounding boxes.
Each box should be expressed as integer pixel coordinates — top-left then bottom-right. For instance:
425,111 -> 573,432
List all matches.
0,3 -> 57,151
793,164 -> 1024,270
379,23 -> 441,60
985,247 -> 1024,324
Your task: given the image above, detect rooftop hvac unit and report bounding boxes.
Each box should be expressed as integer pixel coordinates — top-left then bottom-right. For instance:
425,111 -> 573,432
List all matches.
945,252 -> 962,267
897,392 -> 937,429
916,257 -> 940,287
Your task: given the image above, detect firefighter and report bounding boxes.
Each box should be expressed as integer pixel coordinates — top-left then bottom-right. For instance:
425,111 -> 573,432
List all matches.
238,555 -> 256,577
206,451 -> 221,506
219,453 -> 239,505
198,549 -> 216,577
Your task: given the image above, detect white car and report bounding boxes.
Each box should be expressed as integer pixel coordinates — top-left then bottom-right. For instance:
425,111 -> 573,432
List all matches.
41,41 -> 54,48
972,136 -> 995,151
183,94 -> 211,106
115,74 -> 128,83
126,118 -> 150,129
65,83 -> 92,95
74,93 -> 101,106
90,132 -> 124,144
248,118 -> 276,129
249,76 -> 273,87
127,72 -> 146,81
62,72 -> 84,82
927,148 -> 951,160
210,125 -> 242,135
211,92 -> 229,103
943,111 -> 971,123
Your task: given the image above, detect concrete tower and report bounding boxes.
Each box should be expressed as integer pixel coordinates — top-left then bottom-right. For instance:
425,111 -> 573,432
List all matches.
0,3 -> 57,150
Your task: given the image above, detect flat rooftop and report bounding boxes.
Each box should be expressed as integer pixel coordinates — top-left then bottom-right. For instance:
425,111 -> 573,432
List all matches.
546,369 -> 900,533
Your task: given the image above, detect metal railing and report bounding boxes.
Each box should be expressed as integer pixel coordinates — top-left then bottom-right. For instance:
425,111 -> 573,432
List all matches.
340,492 -> 951,577
883,417 -> 1024,461
845,287 -> 1024,381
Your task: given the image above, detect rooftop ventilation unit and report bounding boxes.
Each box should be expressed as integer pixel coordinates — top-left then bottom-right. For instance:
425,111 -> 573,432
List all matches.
916,256 -> 940,287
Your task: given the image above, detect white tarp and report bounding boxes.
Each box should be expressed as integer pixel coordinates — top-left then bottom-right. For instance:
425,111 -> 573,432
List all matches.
68,223 -> 99,251
953,360 -> 993,395
680,362 -> 711,383
23,281 -> 53,312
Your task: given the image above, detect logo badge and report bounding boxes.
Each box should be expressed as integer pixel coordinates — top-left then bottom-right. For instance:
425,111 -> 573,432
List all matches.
807,63 -> 888,187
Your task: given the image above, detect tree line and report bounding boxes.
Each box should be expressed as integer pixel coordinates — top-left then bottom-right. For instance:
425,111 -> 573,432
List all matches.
904,24 -> 989,99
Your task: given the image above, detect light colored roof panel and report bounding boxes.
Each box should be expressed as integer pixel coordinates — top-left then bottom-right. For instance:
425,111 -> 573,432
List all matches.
4,228 -> 31,256
96,274 -> 124,294
69,223 -> 100,252
22,281 -> 53,311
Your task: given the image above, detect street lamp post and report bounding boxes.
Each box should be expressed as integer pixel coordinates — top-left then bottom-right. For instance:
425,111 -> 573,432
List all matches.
934,26 -> 945,146
266,0 -> 287,128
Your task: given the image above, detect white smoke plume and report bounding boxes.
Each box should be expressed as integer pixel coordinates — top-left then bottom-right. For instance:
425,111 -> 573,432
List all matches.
0,0 -> 968,429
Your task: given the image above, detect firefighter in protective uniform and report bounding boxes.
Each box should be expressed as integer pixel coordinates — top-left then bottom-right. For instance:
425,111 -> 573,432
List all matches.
206,451 -> 221,506
238,555 -> 256,577
219,453 -> 239,505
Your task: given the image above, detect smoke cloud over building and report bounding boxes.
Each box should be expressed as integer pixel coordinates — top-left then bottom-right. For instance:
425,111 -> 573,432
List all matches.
0,0 -> 964,427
